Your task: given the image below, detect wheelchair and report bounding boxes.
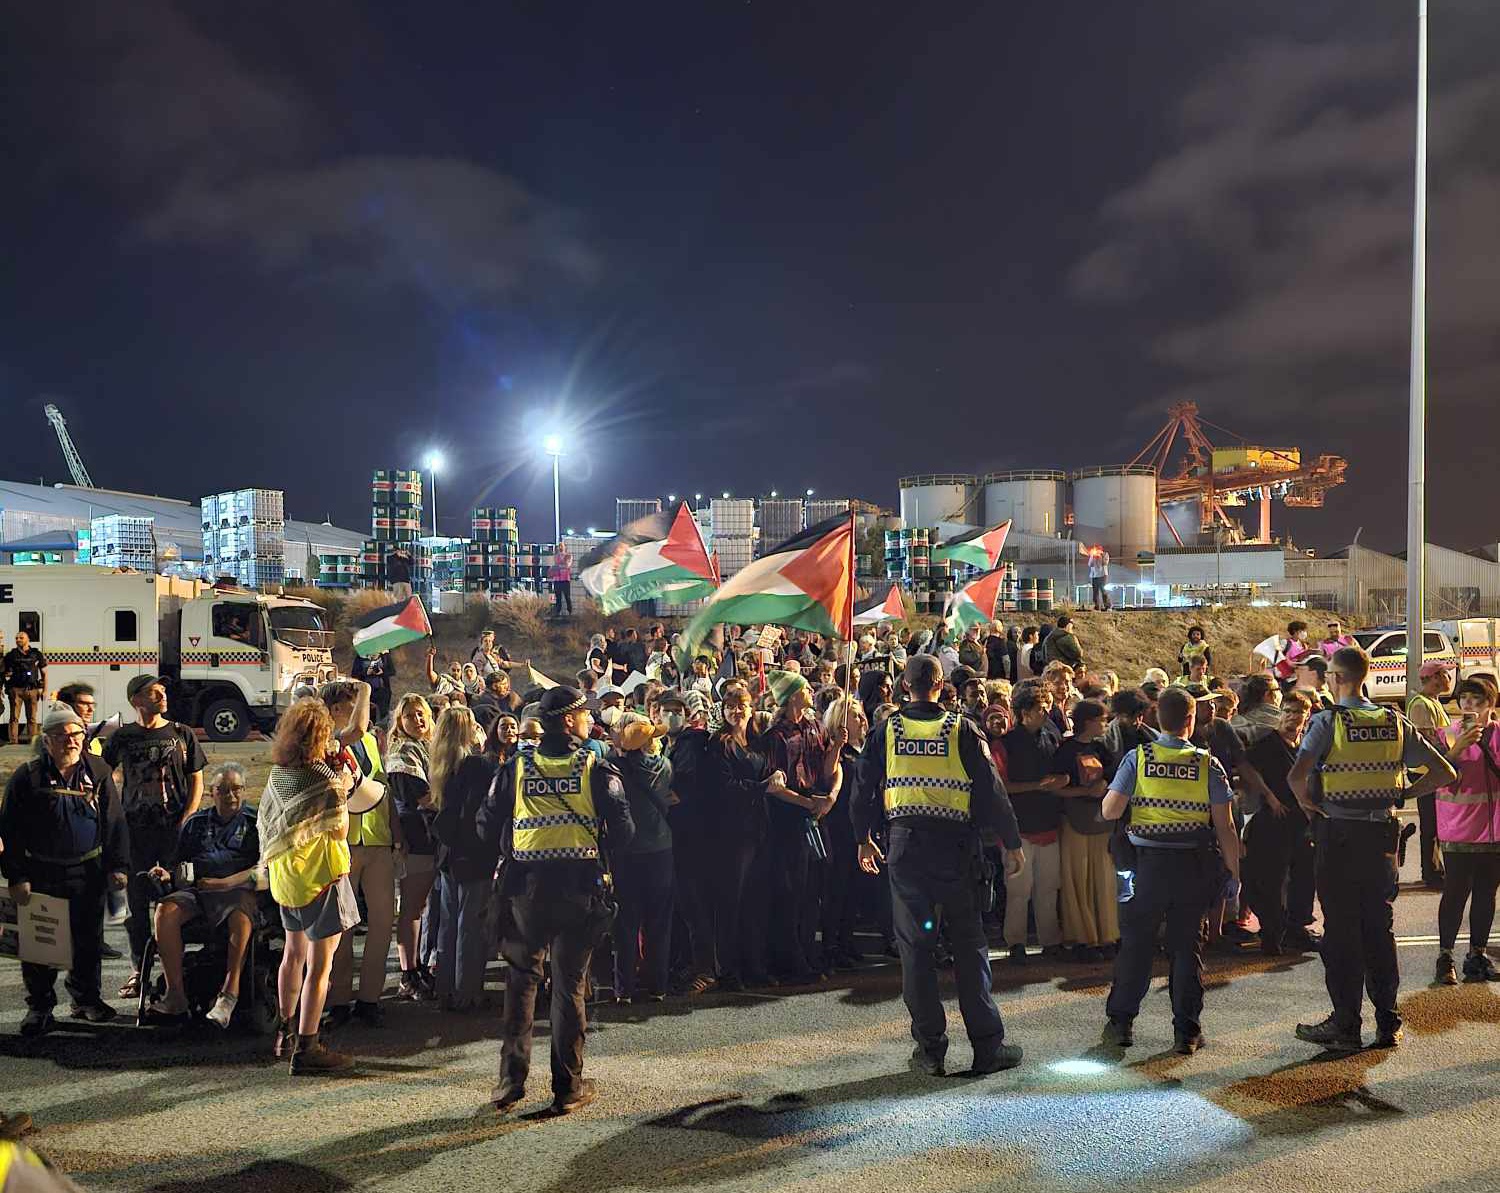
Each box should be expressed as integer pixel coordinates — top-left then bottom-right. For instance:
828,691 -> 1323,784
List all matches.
134,878 -> 284,1033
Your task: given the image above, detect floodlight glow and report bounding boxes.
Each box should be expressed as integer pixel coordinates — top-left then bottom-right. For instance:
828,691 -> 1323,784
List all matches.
425,451 -> 444,472
806,488 -> 815,496
543,434 -> 563,455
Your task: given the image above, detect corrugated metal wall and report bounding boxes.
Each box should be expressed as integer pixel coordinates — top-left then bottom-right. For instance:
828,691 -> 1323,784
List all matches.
1266,544 -> 1500,619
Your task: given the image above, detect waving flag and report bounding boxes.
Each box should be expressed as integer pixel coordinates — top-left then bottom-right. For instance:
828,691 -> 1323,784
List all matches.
943,569 -> 1005,642
853,584 -> 906,626
933,520 -> 1011,571
352,595 -> 431,658
580,503 -> 718,614
677,514 -> 856,669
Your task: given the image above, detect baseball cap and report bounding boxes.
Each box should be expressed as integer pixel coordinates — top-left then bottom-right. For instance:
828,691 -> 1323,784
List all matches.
126,674 -> 163,702
41,704 -> 85,734
1419,659 -> 1456,679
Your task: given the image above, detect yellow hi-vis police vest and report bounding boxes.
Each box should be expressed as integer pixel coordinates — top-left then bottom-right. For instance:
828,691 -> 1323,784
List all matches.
1131,741 -> 1213,841
512,747 -> 600,861
1319,707 -> 1406,811
883,712 -> 971,822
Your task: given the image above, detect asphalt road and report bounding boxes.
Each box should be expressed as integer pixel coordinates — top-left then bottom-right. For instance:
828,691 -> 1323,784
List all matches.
3,884 -> 1498,1193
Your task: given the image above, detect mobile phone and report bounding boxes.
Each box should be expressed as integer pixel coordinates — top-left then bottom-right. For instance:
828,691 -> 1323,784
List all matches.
1463,712 -> 1478,731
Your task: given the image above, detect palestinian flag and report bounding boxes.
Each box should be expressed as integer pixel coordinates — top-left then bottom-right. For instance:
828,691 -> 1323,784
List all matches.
352,595 -> 431,658
853,584 -> 906,626
943,569 -> 1005,642
526,665 -> 558,690
677,514 -> 856,669
580,503 -> 718,614
933,520 -> 1011,571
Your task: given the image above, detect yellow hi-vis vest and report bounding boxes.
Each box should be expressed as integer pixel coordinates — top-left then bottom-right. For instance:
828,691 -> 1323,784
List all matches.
512,747 -> 600,862
348,731 -> 392,848
1131,741 -> 1213,841
884,712 -> 971,823
1319,707 -> 1406,811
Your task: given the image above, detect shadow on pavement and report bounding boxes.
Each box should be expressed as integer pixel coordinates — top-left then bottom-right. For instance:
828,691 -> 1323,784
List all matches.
145,1160 -> 351,1193
1399,983 -> 1500,1036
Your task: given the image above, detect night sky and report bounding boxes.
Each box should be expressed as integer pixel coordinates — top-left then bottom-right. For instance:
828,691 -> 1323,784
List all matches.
4,2 -> 1498,552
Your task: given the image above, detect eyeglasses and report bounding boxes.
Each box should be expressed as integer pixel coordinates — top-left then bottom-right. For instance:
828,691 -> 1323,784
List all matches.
49,730 -> 86,744
221,784 -> 245,794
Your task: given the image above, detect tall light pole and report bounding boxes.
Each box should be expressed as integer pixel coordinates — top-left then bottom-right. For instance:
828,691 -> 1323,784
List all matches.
1405,0 -> 1429,695
543,435 -> 563,546
424,451 -> 443,539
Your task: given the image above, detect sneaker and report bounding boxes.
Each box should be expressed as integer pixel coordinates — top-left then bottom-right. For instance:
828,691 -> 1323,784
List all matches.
1295,1016 -> 1361,1052
908,1046 -> 946,1077
1101,1019 -> 1134,1048
68,1001 -> 117,1024
1174,1032 -> 1205,1055
1436,952 -> 1458,986
397,973 -> 424,1001
289,1037 -> 354,1075
206,994 -> 237,1030
612,995 -> 632,1006
351,1000 -> 385,1026
118,972 -> 141,1000
99,941 -> 123,960
322,1003 -> 354,1031
0,1112 -> 35,1141
686,974 -> 716,996
1462,952 -> 1498,982
969,1042 -> 1023,1074
716,975 -> 745,993
552,1078 -> 598,1114
1008,944 -> 1028,965
18,1009 -> 54,1039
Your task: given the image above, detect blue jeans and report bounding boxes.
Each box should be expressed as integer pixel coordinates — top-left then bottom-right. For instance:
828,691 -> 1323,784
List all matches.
436,874 -> 491,1009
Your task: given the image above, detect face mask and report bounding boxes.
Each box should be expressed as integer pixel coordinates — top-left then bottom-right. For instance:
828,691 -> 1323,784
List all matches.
599,706 -> 622,727
665,713 -> 686,734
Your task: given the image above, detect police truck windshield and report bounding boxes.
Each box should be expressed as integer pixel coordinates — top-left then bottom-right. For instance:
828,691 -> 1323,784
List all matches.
268,606 -> 332,649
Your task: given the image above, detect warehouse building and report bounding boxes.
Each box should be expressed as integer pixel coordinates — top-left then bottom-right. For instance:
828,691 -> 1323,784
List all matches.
0,479 -> 364,582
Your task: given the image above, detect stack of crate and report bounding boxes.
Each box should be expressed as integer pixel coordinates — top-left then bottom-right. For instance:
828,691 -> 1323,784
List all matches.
711,498 -> 755,582
316,553 -> 360,589
202,489 -> 286,589
466,506 -> 520,594
422,537 -> 468,591
517,543 -> 556,594
364,469 -> 430,590
91,514 -> 155,572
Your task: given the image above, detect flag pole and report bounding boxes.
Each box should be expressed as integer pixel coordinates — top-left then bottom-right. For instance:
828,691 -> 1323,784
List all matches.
1404,0 -> 1428,697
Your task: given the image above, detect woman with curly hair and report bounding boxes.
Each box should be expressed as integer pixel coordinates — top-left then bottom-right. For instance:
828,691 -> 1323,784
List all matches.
259,698 -> 358,1073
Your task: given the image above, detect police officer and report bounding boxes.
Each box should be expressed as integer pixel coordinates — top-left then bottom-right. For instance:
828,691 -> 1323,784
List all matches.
1288,645 -> 1455,1052
476,686 -> 634,1115
1100,686 -> 1240,1054
0,706 -> 130,1037
854,654 -> 1026,1077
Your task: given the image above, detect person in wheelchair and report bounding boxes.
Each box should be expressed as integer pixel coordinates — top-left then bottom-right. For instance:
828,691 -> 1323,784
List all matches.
145,763 -> 262,1027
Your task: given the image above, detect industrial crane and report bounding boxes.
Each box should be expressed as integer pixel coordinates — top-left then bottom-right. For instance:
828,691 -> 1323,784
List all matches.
1131,402 -> 1347,546
43,401 -> 96,488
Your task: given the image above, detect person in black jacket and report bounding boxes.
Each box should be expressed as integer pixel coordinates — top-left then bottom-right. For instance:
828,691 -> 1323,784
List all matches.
429,705 -> 501,1011
1,706 -> 130,1036
608,714 -> 675,1003
661,691 -> 716,993
475,687 -> 635,1116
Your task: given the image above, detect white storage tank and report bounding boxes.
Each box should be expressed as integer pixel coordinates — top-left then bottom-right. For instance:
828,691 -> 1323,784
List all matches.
899,474 -> 976,530
1071,465 -> 1157,563
981,470 -> 1067,536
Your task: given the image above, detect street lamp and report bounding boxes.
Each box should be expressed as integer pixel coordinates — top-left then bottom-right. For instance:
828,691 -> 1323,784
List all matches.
806,488 -> 815,497
542,435 -> 563,545
694,492 -> 703,511
424,451 -> 444,538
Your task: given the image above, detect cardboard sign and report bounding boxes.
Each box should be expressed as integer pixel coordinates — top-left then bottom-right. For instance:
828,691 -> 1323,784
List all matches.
19,893 -> 72,969
0,896 -> 18,960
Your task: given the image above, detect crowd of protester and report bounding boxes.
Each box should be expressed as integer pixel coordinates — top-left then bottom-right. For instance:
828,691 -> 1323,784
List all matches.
3,608 -> 1498,1081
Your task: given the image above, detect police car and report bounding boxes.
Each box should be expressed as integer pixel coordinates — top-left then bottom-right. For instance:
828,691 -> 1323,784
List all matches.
1352,618 -> 1500,703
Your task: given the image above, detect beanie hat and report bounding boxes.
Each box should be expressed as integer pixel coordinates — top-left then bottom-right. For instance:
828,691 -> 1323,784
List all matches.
767,669 -> 810,707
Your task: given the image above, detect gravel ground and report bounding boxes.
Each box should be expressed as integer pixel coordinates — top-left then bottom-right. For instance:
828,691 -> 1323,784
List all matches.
4,883 -> 1499,1193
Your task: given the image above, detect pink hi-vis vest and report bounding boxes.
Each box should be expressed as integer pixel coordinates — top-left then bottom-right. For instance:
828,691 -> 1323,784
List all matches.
1437,721 -> 1500,849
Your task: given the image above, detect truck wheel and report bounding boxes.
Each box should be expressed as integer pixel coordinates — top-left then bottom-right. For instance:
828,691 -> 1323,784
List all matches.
203,698 -> 251,742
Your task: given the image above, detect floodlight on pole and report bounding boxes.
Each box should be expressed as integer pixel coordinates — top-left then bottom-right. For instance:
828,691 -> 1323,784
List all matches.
424,451 -> 444,538
543,435 -> 564,546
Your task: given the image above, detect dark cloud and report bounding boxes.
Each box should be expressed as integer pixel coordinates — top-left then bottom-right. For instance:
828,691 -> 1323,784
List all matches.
138,157 -> 601,300
1071,35 -> 1500,416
